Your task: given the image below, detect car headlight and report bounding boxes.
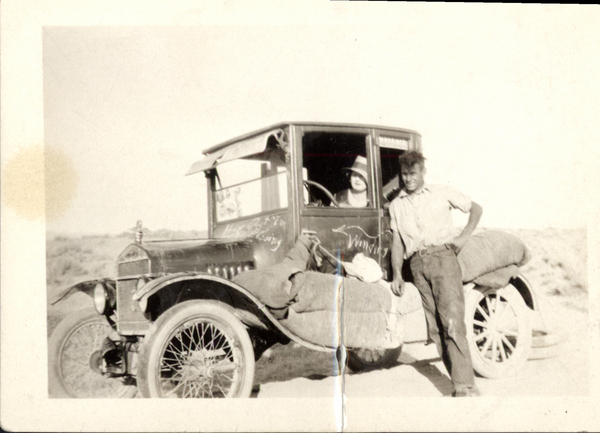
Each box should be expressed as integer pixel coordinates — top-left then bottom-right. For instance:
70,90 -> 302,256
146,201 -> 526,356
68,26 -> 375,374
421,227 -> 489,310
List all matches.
93,282 -> 108,315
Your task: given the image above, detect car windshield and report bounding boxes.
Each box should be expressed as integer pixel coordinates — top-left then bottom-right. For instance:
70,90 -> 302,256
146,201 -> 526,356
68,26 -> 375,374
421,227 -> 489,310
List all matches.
214,135 -> 290,222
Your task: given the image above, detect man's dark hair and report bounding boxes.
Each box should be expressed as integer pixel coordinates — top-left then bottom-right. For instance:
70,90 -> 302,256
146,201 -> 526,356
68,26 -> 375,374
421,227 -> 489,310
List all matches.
398,151 -> 426,169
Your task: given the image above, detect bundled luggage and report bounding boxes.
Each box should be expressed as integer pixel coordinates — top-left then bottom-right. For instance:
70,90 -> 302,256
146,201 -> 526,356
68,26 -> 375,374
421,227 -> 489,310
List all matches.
458,230 -> 531,288
233,230 -> 532,347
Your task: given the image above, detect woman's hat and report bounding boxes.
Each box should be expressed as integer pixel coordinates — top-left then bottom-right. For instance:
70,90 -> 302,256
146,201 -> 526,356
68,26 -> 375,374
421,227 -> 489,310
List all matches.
343,155 -> 368,181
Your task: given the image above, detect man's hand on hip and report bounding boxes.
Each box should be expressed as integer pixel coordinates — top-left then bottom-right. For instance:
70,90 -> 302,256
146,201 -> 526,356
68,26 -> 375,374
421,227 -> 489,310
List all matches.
391,278 -> 405,297
451,201 -> 483,253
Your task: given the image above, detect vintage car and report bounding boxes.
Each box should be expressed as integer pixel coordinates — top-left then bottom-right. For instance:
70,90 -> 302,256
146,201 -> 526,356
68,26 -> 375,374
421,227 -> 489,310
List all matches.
49,122 -> 536,398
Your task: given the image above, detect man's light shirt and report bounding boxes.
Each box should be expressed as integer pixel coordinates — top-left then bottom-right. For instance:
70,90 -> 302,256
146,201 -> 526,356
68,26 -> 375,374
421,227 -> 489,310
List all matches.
389,183 -> 472,258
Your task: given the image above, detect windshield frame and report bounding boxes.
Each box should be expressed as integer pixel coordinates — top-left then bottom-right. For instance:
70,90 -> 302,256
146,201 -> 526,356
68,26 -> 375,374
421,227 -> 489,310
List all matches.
208,128 -> 292,229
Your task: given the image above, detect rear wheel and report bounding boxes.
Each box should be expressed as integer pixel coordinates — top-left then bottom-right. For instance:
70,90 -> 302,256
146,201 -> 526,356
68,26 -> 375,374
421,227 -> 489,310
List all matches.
347,346 -> 402,372
137,300 -> 255,398
465,285 -> 532,378
48,308 -> 137,398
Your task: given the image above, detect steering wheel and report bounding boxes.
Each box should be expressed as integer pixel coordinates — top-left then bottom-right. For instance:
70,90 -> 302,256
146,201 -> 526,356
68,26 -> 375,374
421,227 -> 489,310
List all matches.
303,180 -> 339,207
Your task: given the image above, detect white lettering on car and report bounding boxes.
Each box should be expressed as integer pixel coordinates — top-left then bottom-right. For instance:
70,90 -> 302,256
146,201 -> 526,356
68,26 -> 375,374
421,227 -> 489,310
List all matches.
333,224 -> 389,257
222,215 -> 285,251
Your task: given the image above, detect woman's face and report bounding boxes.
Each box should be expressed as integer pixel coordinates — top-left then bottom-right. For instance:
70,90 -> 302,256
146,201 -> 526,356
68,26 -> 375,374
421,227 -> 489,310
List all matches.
350,172 -> 367,192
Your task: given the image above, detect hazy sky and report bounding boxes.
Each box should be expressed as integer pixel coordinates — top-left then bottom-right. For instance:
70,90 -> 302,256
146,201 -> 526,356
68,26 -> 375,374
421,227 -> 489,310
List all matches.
42,7 -> 599,234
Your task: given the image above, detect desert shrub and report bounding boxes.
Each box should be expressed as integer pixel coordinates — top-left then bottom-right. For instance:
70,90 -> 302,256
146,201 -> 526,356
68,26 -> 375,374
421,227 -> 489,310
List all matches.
506,228 -> 587,298
47,236 -> 85,257
47,256 -> 86,284
46,234 -> 133,288
92,262 -> 116,277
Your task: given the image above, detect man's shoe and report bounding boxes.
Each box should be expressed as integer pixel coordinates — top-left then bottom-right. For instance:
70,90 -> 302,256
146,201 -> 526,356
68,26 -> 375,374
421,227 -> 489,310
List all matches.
467,386 -> 481,396
452,385 -> 480,397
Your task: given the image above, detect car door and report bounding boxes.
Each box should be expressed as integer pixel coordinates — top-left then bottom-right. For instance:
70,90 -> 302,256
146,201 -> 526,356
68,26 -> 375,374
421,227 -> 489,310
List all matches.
295,126 -> 386,275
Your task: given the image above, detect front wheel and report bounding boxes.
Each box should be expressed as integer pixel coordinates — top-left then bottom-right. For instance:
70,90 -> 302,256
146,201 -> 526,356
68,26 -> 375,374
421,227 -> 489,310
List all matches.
137,300 -> 255,398
347,346 -> 402,372
465,284 -> 532,379
48,308 -> 137,398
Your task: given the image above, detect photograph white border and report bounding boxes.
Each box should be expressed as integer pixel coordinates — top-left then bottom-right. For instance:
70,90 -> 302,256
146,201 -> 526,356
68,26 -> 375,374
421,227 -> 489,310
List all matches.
2,1 -> 599,431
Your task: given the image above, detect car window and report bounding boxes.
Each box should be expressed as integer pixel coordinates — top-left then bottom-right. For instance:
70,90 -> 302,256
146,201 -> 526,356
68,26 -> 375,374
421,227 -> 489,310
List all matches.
379,136 -> 409,204
301,132 -> 371,208
214,136 -> 289,222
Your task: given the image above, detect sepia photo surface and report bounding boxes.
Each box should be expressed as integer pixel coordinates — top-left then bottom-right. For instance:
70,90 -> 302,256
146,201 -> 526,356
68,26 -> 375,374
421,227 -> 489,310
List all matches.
2,1 -> 600,431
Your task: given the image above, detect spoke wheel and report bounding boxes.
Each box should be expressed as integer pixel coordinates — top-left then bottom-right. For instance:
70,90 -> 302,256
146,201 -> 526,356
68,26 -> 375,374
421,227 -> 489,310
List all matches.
48,308 -> 137,398
465,284 -> 532,378
347,346 -> 402,372
138,300 -> 255,398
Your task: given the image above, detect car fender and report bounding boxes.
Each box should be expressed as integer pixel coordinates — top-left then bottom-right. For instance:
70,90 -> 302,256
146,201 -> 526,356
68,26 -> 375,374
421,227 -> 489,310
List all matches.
131,272 -> 197,302
510,275 -> 537,310
50,278 -> 115,305
463,275 -> 537,310
134,272 -> 336,353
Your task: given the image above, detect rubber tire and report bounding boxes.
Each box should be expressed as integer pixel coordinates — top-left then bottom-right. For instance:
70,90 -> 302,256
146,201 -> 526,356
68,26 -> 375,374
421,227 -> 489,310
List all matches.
531,329 -> 568,348
529,343 -> 565,360
137,300 -> 255,398
529,329 -> 567,359
465,285 -> 532,379
347,346 -> 403,372
48,308 -> 137,398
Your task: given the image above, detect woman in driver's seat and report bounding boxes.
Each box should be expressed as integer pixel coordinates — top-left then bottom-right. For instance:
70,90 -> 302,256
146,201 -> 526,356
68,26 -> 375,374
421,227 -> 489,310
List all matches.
335,155 -> 370,207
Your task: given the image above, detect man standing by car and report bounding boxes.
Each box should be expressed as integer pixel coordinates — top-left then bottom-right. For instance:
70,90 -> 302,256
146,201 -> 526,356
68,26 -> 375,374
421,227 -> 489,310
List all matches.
389,150 -> 483,397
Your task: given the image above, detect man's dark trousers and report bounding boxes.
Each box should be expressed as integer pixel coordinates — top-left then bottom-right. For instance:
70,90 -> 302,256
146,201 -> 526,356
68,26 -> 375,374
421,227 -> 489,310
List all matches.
410,246 -> 475,390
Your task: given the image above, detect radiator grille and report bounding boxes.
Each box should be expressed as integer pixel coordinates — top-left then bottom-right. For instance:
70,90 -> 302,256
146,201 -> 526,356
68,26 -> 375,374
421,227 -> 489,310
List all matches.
118,259 -> 150,278
116,279 -> 150,335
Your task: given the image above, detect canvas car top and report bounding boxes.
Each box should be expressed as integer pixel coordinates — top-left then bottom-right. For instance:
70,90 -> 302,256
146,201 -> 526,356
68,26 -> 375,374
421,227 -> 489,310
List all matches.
186,122 -> 422,176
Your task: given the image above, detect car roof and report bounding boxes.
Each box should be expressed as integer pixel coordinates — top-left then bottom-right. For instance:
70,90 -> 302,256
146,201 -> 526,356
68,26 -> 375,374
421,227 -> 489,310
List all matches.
202,121 -> 421,155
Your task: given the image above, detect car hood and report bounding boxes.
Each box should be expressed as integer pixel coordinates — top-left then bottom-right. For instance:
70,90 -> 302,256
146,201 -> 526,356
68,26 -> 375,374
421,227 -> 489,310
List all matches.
117,238 -> 255,276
